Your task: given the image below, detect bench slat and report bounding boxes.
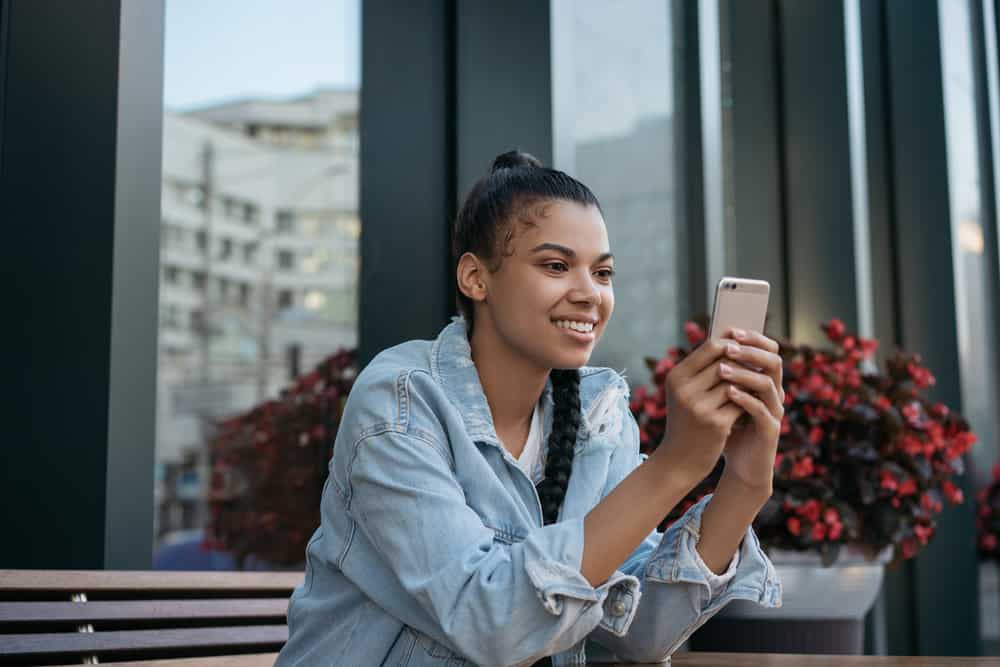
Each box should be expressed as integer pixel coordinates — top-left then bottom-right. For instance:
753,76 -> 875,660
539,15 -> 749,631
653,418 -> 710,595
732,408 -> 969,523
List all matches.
0,599 -> 288,623
54,653 -> 279,667
0,625 -> 288,657
0,570 -> 301,593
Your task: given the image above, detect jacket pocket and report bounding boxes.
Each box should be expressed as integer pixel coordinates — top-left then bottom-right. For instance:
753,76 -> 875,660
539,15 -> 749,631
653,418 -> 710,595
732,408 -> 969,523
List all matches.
407,627 -> 470,666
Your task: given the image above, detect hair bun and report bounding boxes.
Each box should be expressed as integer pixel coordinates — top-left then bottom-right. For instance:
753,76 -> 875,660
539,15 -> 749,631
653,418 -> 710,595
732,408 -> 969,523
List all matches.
491,150 -> 543,173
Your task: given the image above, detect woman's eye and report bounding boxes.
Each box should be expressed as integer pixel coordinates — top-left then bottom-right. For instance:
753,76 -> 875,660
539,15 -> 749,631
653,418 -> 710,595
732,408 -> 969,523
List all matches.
544,262 -> 568,272
597,268 -> 615,280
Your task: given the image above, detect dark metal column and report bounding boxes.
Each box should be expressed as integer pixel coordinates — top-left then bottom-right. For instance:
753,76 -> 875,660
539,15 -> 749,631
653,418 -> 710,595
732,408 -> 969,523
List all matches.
777,0 -> 859,346
359,0 -> 456,368
726,0 -> 789,338
0,0 -> 162,569
454,0 -> 553,198
881,0 -> 981,655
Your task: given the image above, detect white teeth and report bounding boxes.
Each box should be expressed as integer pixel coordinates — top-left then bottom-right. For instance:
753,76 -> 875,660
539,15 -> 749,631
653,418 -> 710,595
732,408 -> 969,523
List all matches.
554,319 -> 594,333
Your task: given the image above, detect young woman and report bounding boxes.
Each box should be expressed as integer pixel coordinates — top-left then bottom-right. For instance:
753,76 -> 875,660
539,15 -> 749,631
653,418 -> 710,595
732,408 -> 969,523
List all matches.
276,151 -> 783,667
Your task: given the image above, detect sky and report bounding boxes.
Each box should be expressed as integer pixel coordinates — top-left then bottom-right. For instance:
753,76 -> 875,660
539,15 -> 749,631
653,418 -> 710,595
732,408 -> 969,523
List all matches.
163,0 -> 360,111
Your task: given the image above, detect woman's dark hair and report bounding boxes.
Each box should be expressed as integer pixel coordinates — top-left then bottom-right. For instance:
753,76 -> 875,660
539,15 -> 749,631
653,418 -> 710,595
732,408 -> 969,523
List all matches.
451,149 -> 600,524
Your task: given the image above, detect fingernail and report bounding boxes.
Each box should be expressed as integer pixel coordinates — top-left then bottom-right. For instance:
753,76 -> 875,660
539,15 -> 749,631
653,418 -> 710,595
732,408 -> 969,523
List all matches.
727,342 -> 740,356
732,328 -> 746,339
719,362 -> 732,376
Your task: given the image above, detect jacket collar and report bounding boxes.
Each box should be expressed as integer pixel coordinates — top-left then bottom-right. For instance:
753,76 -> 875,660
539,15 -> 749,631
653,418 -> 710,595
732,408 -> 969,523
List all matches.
430,315 -> 554,447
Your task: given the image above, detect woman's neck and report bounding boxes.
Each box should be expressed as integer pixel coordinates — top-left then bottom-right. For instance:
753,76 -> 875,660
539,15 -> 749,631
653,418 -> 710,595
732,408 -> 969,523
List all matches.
468,321 -> 549,443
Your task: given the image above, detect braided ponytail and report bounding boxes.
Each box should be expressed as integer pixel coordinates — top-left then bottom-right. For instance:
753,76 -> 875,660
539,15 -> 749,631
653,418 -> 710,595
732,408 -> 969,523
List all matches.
536,369 -> 582,524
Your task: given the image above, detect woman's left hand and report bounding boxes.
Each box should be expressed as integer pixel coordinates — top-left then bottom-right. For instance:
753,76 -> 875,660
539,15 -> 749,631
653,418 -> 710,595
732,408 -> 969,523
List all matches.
716,328 -> 783,492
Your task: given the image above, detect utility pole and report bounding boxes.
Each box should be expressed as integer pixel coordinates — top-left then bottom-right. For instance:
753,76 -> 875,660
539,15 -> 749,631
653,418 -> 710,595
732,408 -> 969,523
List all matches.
197,140 -> 215,386
256,249 -> 274,402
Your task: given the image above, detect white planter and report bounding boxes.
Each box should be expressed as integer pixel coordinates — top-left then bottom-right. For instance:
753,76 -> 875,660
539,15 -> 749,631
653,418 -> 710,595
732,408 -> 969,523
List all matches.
717,545 -> 893,620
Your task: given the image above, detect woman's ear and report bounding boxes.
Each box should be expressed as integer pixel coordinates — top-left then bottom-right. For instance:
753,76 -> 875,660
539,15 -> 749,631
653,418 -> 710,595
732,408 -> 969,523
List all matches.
457,252 -> 488,303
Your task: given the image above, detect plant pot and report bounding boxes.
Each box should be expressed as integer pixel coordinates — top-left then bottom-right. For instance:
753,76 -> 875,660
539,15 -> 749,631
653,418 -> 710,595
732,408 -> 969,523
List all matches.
688,544 -> 893,655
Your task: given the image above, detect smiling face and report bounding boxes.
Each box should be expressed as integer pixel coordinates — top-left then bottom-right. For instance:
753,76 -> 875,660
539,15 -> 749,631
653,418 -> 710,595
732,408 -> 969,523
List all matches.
458,199 -> 615,371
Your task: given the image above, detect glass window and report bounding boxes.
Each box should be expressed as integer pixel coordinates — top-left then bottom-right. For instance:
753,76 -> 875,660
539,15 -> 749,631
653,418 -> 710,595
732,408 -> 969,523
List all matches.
550,0 -> 689,384
938,0 -> 1000,653
277,249 -> 296,270
276,210 -> 295,233
156,0 -> 361,570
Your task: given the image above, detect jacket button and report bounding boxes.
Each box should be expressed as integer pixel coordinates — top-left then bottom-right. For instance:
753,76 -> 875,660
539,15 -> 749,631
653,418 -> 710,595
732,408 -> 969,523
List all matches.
610,600 -> 627,617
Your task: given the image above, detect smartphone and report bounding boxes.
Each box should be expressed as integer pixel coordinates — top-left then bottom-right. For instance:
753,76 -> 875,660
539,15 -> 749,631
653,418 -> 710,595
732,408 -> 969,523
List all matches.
710,277 -> 770,419
708,276 -> 771,341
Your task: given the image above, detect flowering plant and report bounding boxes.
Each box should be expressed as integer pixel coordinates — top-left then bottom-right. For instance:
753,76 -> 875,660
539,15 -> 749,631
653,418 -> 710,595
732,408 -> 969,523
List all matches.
631,317 -> 977,566
976,464 -> 1000,561
206,348 -> 357,568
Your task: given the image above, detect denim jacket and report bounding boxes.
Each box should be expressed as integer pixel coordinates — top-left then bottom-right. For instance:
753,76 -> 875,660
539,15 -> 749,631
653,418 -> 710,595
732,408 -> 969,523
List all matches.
277,316 -> 782,667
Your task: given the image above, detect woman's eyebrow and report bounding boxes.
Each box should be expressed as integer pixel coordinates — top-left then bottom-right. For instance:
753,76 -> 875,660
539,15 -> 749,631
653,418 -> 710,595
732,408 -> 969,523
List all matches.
529,242 -> 614,263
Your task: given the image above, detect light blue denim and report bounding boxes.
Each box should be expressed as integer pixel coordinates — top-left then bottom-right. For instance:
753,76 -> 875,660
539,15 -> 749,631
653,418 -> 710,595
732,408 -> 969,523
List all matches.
276,316 -> 782,666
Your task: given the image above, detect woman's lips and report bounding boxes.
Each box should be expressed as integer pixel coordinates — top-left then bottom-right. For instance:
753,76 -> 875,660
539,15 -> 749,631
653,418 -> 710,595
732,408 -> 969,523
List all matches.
552,321 -> 596,343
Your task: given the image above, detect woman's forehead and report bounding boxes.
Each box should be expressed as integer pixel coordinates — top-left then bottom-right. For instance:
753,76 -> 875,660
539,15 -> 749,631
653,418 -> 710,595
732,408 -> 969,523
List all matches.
515,202 -> 610,254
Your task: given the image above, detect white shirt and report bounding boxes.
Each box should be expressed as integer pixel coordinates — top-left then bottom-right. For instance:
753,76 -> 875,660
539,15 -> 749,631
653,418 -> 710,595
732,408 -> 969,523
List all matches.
510,397 -> 740,589
514,400 -> 546,483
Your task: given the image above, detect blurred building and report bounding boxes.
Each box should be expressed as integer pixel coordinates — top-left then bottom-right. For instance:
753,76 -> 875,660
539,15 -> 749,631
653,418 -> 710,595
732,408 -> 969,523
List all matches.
156,90 -> 359,535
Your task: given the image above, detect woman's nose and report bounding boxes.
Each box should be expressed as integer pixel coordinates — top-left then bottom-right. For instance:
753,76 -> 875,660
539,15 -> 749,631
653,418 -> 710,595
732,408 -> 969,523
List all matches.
569,274 -> 602,305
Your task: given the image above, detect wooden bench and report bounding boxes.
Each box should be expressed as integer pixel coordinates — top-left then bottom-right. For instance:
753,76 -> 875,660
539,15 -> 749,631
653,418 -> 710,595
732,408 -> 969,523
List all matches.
0,570 -> 302,665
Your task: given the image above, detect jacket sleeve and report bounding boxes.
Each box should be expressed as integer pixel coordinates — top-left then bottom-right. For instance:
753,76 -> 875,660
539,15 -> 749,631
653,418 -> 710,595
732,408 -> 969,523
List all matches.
585,396 -> 783,664
341,400 -> 639,667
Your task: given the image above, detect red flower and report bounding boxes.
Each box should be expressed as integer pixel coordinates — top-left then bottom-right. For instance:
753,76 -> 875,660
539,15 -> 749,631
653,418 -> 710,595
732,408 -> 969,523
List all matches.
859,337 -> 879,359
791,456 -> 815,479
912,524 -> 932,545
900,435 -> 923,457
982,534 -> 998,552
643,399 -> 667,420
823,318 -> 846,342
941,480 -> 964,504
796,499 -> 821,522
921,493 -> 943,514
653,357 -> 675,382
804,374 -> 827,394
808,426 -> 824,445
901,538 -> 918,559
828,521 -> 844,540
787,517 -> 802,536
929,402 -> 949,418
905,360 -> 935,388
897,478 -> 917,497
879,470 -> 898,492
951,431 -> 977,456
811,522 -> 828,541
823,507 -> 840,524
684,321 -> 706,346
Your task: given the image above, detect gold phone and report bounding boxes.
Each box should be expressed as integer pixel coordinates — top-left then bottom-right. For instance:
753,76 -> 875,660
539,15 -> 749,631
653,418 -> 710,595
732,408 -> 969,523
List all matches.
710,277 -> 771,418
708,276 -> 770,341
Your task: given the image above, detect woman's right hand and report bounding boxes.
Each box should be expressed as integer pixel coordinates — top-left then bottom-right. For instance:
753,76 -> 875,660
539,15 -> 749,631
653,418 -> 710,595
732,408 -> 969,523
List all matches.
649,337 -> 746,487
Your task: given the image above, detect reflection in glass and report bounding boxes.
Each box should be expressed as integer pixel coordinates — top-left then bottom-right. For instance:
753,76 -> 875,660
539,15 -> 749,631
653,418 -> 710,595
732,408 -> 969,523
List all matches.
551,0 -> 688,384
938,0 -> 1000,651
154,0 -> 360,568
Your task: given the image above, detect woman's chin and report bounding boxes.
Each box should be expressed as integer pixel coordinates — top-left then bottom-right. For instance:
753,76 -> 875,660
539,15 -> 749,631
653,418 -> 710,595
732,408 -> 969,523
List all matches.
548,349 -> 593,371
